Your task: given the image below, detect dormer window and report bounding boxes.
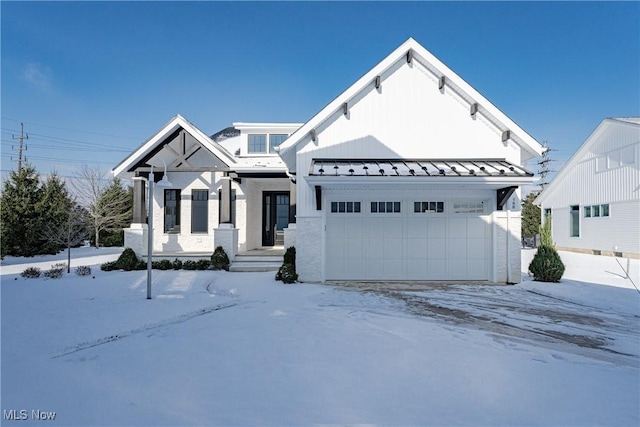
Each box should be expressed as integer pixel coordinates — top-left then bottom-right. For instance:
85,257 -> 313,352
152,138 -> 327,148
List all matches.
248,134 -> 267,153
247,133 -> 288,154
269,134 -> 287,152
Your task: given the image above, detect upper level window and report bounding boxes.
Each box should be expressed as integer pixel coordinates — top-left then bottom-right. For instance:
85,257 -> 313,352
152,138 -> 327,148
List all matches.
248,134 -> 267,153
598,145 -> 636,171
269,134 -> 287,152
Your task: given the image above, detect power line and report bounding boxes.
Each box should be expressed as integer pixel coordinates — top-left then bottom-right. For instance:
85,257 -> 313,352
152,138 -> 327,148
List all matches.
1,116 -> 141,141
11,122 -> 29,172
538,141 -> 557,191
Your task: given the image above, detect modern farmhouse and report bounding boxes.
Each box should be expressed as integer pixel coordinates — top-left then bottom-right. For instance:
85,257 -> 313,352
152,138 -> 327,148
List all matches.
536,118 -> 640,259
113,38 -> 544,283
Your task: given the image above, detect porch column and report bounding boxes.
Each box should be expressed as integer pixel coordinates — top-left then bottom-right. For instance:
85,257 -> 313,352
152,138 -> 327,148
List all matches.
220,173 -> 232,224
289,179 -> 296,223
132,177 -> 146,224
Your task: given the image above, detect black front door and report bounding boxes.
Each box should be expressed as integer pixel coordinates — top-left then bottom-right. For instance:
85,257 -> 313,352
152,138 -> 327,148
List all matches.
262,192 -> 290,246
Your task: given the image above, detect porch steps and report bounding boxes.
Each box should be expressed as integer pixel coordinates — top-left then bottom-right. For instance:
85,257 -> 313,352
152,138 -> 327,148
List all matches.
229,253 -> 284,272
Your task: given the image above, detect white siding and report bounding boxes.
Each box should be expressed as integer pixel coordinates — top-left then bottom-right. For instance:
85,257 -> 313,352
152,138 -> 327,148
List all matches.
296,59 -> 523,218
550,200 -> 640,255
539,120 -> 640,256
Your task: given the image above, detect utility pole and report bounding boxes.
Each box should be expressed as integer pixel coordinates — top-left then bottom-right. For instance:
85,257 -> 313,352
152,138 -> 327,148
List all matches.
538,141 -> 556,191
12,122 -> 29,172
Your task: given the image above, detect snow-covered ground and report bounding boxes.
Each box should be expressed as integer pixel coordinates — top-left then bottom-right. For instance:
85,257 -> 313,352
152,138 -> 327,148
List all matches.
1,248 -> 638,426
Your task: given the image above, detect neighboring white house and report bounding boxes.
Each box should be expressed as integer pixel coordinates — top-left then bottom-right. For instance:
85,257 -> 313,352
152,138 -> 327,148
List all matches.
535,118 -> 640,259
113,37 -> 543,283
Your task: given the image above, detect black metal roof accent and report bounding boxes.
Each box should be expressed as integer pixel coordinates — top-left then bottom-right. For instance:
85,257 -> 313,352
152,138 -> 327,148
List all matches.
309,159 -> 533,178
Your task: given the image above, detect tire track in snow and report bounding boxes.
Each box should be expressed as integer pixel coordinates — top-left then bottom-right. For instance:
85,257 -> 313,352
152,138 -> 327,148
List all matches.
51,301 -> 244,359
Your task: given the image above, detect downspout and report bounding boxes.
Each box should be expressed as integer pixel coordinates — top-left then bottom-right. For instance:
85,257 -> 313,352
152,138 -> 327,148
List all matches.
506,209 -> 511,284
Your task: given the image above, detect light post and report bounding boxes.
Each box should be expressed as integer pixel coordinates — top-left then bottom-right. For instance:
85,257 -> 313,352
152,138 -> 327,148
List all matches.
147,160 -> 172,299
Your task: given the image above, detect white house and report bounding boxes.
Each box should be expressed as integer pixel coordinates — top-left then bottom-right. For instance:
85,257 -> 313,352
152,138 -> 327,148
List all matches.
535,118 -> 640,259
113,38 -> 543,283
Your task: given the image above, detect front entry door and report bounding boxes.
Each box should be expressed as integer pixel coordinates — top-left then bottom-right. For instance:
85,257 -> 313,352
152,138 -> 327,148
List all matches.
262,192 -> 290,246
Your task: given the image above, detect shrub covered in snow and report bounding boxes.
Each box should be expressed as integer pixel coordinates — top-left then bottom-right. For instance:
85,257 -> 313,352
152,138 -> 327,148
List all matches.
211,246 -> 230,271
116,248 -> 139,271
44,263 -> 66,279
21,267 -> 42,278
196,259 -> 211,270
529,245 -> 565,282
75,265 -> 92,276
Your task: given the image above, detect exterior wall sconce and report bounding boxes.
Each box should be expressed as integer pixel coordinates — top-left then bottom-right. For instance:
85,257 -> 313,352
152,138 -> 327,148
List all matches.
310,129 -> 317,142
470,103 -> 479,116
502,130 -> 511,142
406,49 -> 413,63
342,102 -> 348,116
375,75 -> 381,89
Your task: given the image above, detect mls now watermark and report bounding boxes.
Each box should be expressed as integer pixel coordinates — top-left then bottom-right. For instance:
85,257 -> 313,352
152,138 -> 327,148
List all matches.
4,409 -> 57,421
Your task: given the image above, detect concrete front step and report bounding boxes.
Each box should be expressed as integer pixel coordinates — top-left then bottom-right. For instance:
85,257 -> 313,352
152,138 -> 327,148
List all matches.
230,253 -> 283,272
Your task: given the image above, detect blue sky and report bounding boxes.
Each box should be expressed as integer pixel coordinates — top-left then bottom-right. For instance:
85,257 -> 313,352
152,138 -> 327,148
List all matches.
2,1 -> 638,184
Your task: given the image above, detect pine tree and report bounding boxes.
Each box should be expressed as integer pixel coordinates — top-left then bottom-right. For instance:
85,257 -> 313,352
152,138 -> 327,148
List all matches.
521,192 -> 541,240
38,173 -> 75,254
0,164 -> 44,257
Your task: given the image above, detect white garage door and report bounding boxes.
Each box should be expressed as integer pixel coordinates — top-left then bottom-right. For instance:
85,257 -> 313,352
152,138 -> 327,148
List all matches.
325,198 -> 489,281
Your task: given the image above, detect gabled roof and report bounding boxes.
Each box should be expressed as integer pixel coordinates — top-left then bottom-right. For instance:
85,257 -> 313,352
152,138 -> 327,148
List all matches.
112,114 -> 236,178
535,117 -> 640,205
278,37 -> 544,167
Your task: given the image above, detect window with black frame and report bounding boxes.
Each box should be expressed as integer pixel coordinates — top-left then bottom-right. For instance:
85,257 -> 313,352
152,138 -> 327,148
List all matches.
191,190 -> 208,233
164,189 -> 181,233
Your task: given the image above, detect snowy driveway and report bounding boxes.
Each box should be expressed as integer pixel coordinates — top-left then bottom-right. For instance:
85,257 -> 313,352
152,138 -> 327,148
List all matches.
377,285 -> 639,368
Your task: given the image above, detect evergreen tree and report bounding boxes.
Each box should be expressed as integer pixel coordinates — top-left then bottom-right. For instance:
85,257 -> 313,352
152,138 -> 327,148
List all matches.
0,164 -> 44,257
37,173 -> 75,254
521,191 -> 541,239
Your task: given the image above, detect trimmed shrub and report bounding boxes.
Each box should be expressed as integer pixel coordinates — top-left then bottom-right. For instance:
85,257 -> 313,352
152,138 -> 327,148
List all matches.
100,261 -> 118,271
135,259 -> 147,270
277,263 -> 298,284
539,218 -> 554,248
211,246 -> 230,271
152,259 -> 172,270
276,246 -> 297,283
116,248 -> 139,271
172,258 -> 183,270
196,259 -> 211,270
21,267 -> 42,278
283,246 -> 296,267
183,260 -> 197,270
528,245 -> 565,282
44,264 -> 65,279
75,265 -> 92,276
